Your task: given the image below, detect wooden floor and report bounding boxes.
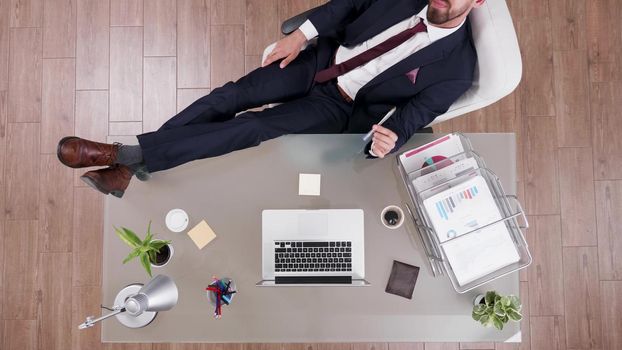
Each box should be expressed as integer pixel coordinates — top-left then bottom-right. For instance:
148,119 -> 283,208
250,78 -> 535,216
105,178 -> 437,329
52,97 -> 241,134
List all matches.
1,0 -> 621,349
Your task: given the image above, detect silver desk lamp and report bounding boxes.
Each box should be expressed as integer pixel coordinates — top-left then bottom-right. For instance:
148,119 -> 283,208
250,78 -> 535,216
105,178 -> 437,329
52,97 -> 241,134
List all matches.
78,274 -> 179,329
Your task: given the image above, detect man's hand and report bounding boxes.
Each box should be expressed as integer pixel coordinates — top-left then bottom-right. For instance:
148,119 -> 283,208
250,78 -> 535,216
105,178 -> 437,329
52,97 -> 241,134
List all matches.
370,125 -> 398,158
262,29 -> 308,69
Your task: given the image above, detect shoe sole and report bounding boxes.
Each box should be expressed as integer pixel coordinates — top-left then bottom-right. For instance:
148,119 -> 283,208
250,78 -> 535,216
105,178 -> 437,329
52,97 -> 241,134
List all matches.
80,175 -> 125,198
57,136 -> 82,168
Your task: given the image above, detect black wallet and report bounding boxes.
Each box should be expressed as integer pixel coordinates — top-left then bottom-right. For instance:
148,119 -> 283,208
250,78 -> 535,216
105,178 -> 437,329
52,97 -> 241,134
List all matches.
385,260 -> 420,299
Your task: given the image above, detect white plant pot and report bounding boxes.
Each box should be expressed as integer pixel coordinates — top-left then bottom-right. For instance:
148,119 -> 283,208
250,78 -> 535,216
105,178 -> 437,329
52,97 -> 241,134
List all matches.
151,243 -> 174,268
473,294 -> 485,306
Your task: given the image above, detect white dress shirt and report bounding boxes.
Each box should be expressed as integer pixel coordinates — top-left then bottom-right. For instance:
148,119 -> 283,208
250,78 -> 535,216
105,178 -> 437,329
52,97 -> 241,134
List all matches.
298,6 -> 464,156
299,6 -> 465,99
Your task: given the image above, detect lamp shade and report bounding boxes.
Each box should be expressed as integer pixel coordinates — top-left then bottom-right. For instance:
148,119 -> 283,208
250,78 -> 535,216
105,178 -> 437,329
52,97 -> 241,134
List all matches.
124,275 -> 179,316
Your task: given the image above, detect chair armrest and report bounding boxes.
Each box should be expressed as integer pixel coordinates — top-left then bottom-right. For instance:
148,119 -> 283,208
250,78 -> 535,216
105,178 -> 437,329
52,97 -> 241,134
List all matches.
281,6 -> 320,35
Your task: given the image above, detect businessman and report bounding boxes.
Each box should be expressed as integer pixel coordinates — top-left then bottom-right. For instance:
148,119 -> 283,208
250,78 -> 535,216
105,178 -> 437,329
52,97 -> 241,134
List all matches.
58,0 -> 483,197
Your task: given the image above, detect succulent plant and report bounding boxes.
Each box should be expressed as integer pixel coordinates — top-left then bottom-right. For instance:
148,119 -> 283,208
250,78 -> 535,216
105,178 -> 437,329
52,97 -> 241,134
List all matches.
472,291 -> 522,330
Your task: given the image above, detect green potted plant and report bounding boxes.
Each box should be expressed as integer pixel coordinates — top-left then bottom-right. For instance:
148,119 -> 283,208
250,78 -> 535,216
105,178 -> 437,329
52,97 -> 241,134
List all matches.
114,221 -> 173,277
472,291 -> 522,330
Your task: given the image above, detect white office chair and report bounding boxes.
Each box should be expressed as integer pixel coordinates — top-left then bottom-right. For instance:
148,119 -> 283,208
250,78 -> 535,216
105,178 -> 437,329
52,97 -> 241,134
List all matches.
262,0 -> 522,127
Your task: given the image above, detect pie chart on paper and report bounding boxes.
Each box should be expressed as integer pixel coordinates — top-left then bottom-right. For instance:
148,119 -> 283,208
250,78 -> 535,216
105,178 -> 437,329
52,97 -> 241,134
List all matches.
420,155 -> 453,175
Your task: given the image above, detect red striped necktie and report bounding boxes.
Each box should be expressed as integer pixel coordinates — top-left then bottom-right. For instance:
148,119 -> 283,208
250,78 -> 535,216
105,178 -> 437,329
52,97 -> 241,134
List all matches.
314,20 -> 428,83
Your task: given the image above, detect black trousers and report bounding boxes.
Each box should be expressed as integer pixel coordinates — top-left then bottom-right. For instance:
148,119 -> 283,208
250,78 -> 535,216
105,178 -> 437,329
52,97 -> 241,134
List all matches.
137,49 -> 352,172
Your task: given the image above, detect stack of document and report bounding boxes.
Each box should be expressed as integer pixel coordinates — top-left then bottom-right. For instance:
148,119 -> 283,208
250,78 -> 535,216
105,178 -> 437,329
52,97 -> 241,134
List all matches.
401,134 -> 520,286
422,175 -> 519,285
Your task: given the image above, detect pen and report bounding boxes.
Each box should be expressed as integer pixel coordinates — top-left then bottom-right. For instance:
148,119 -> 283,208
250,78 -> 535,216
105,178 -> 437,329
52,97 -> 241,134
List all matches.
222,281 -> 232,304
362,106 -> 397,142
215,292 -> 221,318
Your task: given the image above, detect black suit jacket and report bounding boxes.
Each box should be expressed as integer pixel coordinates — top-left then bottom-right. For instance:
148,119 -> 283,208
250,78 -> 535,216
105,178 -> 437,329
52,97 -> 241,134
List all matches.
307,0 -> 477,153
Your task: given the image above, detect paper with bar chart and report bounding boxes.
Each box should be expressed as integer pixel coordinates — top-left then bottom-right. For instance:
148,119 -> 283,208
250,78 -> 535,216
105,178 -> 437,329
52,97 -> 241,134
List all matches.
422,175 -> 520,286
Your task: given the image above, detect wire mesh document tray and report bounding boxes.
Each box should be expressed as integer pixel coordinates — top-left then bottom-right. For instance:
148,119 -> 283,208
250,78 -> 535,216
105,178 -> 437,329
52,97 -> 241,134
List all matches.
396,134 -> 532,293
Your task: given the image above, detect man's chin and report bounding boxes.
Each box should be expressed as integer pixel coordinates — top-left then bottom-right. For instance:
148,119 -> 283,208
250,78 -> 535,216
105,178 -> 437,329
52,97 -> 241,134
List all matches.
427,9 -> 449,25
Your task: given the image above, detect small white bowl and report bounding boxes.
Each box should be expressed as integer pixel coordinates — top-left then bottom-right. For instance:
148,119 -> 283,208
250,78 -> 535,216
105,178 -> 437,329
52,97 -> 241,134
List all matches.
165,209 -> 189,233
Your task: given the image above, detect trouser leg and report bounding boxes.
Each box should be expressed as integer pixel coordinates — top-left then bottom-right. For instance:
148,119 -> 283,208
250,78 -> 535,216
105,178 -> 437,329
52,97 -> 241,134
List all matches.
138,83 -> 352,172
158,48 -> 319,130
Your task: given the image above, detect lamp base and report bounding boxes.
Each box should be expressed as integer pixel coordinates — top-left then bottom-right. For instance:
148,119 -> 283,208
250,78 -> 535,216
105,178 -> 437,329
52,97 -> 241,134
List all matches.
114,284 -> 157,328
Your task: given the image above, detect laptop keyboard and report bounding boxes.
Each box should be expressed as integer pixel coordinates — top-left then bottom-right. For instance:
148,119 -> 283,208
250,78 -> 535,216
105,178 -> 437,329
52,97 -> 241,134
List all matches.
274,241 -> 352,273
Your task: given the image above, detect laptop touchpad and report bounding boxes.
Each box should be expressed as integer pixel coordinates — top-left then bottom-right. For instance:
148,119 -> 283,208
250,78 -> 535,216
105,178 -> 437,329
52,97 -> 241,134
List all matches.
298,212 -> 328,236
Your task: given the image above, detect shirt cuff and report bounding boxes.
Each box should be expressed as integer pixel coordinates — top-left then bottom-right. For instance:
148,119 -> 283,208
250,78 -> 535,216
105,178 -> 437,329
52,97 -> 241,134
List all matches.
368,142 -> 379,158
298,20 -> 319,41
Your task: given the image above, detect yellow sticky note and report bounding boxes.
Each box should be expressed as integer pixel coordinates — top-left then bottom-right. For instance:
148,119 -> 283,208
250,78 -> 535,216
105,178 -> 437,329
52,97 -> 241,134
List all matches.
187,220 -> 217,249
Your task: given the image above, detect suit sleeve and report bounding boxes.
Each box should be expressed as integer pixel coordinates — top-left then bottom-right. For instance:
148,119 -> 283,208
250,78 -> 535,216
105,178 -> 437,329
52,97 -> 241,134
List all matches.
367,79 -> 472,155
307,0 -> 377,37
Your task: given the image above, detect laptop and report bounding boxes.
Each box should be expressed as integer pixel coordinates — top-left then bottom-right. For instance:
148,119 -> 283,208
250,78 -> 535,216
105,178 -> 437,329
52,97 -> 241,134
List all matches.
257,209 -> 370,286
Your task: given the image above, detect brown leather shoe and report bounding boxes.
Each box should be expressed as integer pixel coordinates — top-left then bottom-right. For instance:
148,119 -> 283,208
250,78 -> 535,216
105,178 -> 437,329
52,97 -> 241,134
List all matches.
57,136 -> 120,168
80,165 -> 133,198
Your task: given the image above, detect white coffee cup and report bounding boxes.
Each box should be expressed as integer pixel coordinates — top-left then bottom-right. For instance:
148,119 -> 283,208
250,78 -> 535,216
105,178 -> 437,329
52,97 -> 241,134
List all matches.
380,205 -> 405,229
165,209 -> 189,233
